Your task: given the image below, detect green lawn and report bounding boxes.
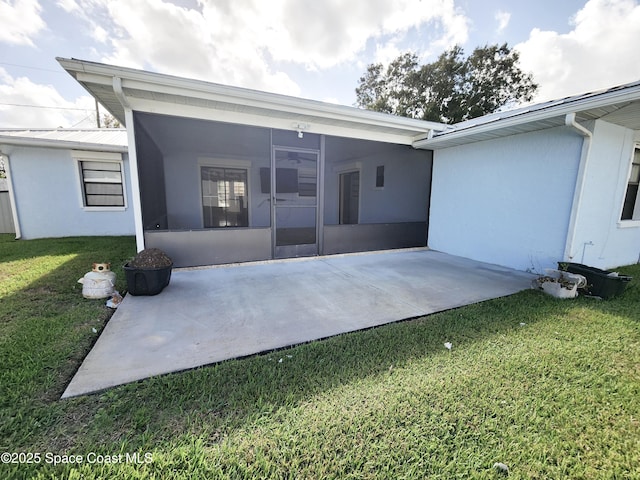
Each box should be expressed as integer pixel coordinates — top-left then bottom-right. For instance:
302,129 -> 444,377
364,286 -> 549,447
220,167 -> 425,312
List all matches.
0,234 -> 639,479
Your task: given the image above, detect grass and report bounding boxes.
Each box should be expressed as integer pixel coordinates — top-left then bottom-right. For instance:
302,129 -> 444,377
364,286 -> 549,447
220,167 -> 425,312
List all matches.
0,234 -> 639,479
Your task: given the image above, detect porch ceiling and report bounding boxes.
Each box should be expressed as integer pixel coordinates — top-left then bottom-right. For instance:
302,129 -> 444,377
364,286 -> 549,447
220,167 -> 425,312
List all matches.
135,112 -> 411,158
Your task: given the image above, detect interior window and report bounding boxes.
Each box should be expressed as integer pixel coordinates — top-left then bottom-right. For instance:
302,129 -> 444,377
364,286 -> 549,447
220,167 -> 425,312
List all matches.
339,171 -> 360,224
201,166 -> 248,227
376,165 -> 385,188
621,147 -> 640,221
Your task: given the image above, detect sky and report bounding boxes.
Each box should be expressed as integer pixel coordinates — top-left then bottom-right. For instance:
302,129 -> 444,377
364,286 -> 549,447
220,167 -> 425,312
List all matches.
1,0 -> 640,128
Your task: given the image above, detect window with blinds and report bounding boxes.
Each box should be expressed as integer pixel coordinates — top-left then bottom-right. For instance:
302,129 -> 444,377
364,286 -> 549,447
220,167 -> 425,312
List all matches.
80,160 -> 125,207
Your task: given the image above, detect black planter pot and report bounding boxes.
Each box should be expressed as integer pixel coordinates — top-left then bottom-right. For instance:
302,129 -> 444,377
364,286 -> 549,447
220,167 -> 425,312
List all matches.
559,262 -> 632,299
124,263 -> 173,296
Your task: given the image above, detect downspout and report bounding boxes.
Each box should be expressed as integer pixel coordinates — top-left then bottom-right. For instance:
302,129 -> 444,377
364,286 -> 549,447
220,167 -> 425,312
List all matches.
563,113 -> 593,262
113,76 -> 146,253
0,151 -> 22,239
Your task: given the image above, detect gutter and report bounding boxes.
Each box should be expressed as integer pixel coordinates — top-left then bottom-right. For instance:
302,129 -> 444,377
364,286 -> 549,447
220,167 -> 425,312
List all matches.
0,151 -> 22,239
563,113 -> 593,262
112,76 -> 131,112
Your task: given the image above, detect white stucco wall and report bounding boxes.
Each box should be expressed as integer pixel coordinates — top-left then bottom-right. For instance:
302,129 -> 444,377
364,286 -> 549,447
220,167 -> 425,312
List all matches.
5,146 -> 134,239
570,120 -> 640,269
429,127 -> 583,272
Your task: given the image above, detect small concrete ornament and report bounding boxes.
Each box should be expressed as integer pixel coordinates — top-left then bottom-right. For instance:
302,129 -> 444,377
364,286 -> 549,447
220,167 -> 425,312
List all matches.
78,263 -> 116,299
493,462 -> 509,475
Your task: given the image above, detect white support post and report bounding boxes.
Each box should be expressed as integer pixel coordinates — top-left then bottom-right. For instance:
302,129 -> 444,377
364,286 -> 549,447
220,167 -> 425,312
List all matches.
113,76 -> 145,252
123,108 -> 145,253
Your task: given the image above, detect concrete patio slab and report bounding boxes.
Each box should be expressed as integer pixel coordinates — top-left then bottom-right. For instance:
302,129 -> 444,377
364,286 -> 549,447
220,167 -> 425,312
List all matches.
62,249 -> 535,398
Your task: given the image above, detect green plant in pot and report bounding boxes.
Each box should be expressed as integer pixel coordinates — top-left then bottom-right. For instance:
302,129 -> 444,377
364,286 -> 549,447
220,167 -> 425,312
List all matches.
124,248 -> 173,296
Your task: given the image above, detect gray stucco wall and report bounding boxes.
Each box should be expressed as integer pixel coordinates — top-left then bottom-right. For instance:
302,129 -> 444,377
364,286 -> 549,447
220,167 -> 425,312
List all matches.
5,145 -> 134,239
323,143 -> 431,225
162,139 -> 431,231
163,152 -> 272,230
135,118 -> 168,230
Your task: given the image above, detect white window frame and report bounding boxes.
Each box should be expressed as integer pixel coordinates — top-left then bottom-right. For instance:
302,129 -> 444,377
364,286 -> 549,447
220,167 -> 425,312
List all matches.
334,161 -> 362,225
618,143 -> 640,227
73,151 -> 127,211
198,157 -> 252,228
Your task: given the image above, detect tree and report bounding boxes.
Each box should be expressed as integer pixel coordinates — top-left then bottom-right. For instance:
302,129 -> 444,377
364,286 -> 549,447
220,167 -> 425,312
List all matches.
101,113 -> 122,128
94,100 -> 122,128
355,43 -> 538,124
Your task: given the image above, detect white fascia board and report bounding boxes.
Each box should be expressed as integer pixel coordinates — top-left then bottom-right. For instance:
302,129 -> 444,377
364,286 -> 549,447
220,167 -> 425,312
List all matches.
414,84 -> 640,149
59,58 -> 446,137
0,136 -> 127,153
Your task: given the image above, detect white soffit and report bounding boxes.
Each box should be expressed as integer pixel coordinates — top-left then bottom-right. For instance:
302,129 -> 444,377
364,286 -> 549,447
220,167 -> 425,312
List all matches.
57,58 -> 447,145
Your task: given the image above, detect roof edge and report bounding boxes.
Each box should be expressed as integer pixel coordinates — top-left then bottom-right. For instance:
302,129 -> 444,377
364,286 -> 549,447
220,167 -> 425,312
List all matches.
414,80 -> 640,149
57,57 -> 449,134
0,136 -> 128,153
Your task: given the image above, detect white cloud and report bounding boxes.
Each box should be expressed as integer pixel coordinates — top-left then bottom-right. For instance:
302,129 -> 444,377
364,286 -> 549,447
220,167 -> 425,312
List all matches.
372,0 -> 469,64
374,40 -> 403,65
0,69 -> 96,128
516,0 -> 640,102
263,0 -> 469,69
0,0 -> 46,47
56,0 -> 80,12
58,0 -> 468,96
93,26 -> 109,43
495,10 -> 511,34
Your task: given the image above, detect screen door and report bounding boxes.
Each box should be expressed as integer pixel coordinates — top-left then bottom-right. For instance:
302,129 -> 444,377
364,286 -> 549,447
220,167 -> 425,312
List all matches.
272,148 -> 319,258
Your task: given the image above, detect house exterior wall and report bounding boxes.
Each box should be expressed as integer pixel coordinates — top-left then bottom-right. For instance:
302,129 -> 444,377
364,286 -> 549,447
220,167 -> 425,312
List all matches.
135,112 -> 432,266
5,145 -> 134,239
570,120 -> 640,268
135,118 -> 168,230
163,152 -> 272,230
162,146 -> 430,231
323,146 -> 431,225
429,127 -> 583,272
